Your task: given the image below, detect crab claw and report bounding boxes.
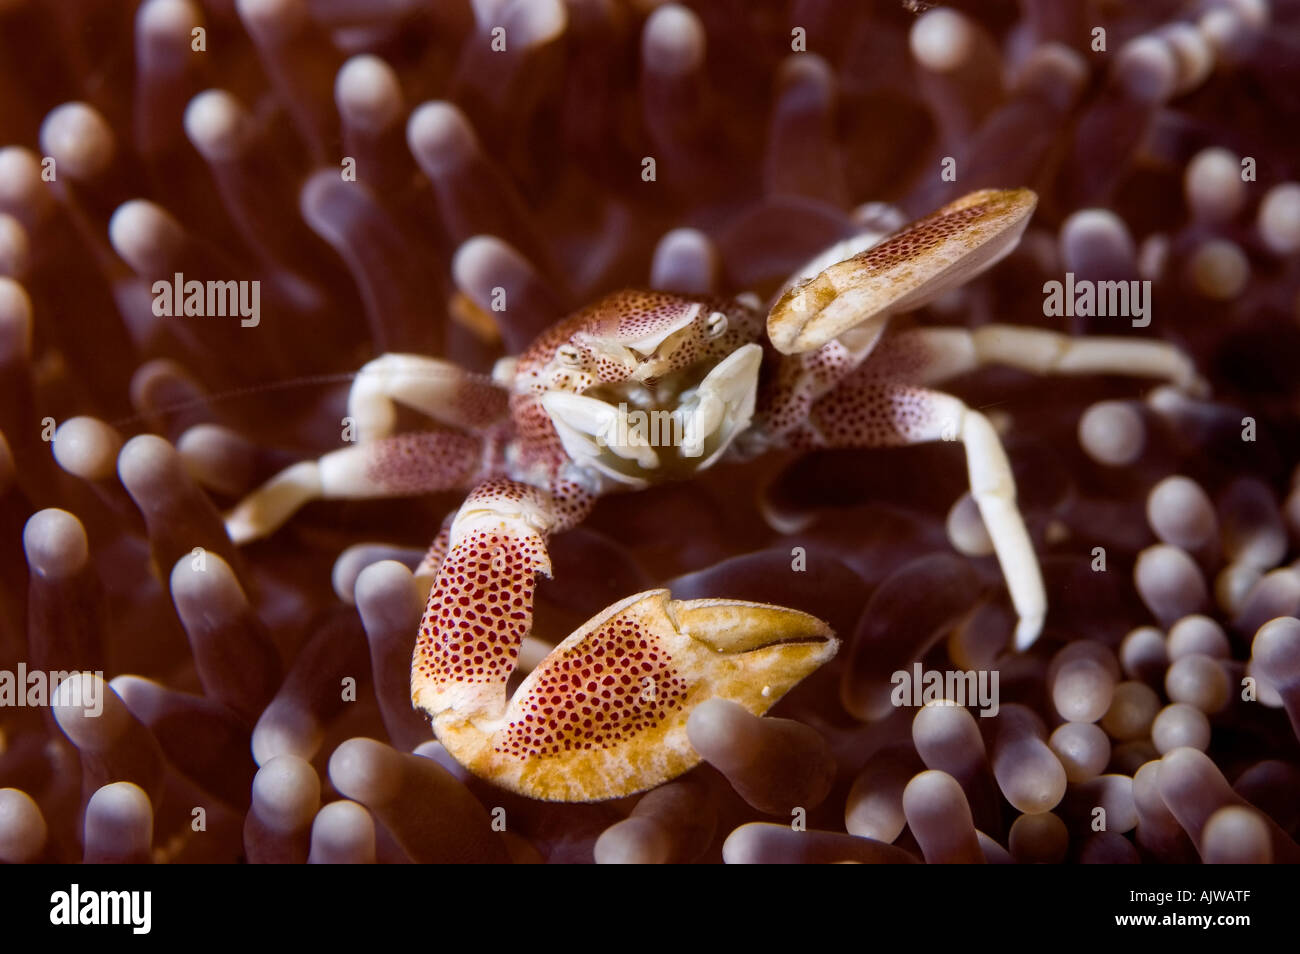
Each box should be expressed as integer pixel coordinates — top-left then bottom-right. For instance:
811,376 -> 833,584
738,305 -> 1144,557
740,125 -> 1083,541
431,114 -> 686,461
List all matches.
430,588 -> 837,802
767,188 -> 1037,354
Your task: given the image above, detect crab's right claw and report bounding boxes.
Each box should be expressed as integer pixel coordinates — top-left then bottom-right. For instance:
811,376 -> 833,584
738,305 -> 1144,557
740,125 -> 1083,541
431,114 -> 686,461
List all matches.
767,188 -> 1038,355
431,589 -> 837,802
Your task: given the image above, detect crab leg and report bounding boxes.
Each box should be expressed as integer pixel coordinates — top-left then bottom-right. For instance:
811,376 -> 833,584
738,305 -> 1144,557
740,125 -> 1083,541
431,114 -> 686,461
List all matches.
224,354 -> 511,544
347,353 -> 508,443
880,325 -> 1207,393
224,430 -> 482,543
799,378 -> 1045,651
411,478 -> 837,801
763,187 -> 1207,653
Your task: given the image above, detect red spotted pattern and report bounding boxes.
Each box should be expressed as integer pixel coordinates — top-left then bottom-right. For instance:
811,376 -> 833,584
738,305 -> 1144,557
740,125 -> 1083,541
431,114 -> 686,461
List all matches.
848,202 -> 990,272
838,190 -> 1031,277
413,525 -> 546,689
513,290 -> 762,398
792,349 -> 949,450
446,375 -> 510,430
498,615 -> 687,759
763,338 -> 860,442
415,521 -> 452,578
762,322 -> 953,450
363,431 -> 480,494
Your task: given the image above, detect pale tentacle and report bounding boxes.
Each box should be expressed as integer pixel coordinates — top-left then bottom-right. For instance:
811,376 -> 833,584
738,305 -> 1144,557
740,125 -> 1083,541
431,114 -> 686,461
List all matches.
410,478 -> 837,801
224,430 -> 482,544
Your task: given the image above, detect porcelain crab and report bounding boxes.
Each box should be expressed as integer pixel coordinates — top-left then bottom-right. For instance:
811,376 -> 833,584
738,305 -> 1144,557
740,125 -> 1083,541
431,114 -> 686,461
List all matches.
224,188 -> 1203,800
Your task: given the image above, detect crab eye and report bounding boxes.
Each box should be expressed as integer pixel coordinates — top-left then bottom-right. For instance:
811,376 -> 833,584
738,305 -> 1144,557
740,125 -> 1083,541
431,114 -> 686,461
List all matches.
556,345 -> 582,367
705,311 -> 729,338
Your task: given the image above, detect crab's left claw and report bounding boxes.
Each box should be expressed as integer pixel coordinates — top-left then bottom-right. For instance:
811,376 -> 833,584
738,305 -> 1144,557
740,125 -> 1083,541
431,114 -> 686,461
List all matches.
432,589 -> 837,802
767,188 -> 1037,355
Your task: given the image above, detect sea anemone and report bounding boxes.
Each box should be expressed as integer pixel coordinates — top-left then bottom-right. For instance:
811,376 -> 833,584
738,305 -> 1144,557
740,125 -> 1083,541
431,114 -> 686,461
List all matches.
1,0 -> 1299,865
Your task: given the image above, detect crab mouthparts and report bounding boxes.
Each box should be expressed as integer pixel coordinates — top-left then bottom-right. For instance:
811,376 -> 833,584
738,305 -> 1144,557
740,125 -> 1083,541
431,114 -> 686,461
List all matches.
541,344 -> 762,486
